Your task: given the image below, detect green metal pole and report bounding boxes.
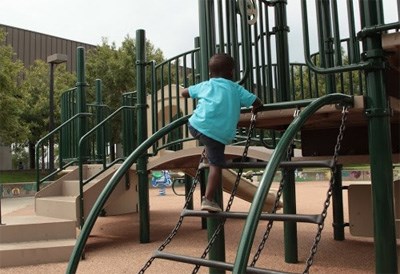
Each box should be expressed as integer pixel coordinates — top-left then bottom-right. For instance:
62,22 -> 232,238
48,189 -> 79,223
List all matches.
274,0 -> 291,102
95,79 -> 105,166
199,0 -> 211,82
274,1 -> 299,264
199,1 -> 226,271
200,169 -> 207,230
282,168 -> 298,263
76,47 -> 87,160
319,0 -> 336,94
184,174 -> 194,210
208,183 -> 225,274
136,29 -> 150,243
332,164 -> 345,240
360,1 -> 398,273
76,47 -> 87,229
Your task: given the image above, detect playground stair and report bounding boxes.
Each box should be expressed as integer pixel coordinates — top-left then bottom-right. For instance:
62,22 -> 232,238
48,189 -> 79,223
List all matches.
0,214 -> 76,268
0,164 -> 137,267
35,164 -> 136,222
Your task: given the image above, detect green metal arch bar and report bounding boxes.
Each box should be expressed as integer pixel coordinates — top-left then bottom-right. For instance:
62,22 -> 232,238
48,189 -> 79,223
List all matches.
232,93 -> 353,273
66,115 -> 190,274
300,0 -> 371,74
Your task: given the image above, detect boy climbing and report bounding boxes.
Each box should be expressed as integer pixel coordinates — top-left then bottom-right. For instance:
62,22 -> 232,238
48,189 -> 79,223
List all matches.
182,53 -> 262,212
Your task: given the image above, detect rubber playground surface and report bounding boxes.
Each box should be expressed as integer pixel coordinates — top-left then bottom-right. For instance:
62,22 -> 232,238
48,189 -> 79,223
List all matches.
2,181 -> 399,274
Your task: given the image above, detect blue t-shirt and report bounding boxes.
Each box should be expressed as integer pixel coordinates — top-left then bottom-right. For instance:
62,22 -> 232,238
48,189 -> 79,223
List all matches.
188,78 -> 256,144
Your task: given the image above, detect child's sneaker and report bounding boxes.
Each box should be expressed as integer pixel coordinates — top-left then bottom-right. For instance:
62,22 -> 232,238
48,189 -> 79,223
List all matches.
201,197 -> 222,212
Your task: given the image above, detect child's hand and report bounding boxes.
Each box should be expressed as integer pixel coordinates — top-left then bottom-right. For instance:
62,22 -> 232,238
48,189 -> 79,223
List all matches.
251,98 -> 263,114
251,105 -> 261,114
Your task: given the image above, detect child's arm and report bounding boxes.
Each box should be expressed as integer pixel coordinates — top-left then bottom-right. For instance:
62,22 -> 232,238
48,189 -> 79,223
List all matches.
252,97 -> 263,114
181,88 -> 190,98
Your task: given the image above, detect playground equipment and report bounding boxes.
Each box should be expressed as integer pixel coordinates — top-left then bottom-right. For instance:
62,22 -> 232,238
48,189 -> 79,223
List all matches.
151,170 -> 173,195
17,0 -> 397,272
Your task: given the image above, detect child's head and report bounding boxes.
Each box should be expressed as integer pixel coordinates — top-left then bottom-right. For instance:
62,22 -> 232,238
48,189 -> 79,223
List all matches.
209,53 -> 235,80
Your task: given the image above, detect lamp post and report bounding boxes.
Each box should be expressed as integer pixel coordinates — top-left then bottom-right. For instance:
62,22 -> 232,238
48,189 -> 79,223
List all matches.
47,53 -> 67,174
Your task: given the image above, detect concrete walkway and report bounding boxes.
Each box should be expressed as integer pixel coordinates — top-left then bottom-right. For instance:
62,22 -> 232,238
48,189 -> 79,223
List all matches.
1,196 -> 34,216
1,182 -> 399,273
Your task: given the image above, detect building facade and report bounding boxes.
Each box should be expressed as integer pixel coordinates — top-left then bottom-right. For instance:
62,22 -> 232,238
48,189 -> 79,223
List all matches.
1,24 -> 96,72
0,24 -> 97,170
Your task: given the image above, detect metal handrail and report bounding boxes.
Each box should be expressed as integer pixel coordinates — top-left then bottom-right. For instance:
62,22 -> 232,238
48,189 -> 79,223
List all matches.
35,112 -> 92,191
300,0 -> 371,74
77,105 -> 135,228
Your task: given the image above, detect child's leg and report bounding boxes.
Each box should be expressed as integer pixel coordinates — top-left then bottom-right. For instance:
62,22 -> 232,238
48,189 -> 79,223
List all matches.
205,164 -> 222,201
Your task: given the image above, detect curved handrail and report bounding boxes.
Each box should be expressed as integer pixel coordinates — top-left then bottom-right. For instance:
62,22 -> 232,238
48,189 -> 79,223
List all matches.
66,115 -> 190,274
232,93 -> 353,273
76,105 -> 136,228
300,0 -> 371,74
35,112 -> 92,191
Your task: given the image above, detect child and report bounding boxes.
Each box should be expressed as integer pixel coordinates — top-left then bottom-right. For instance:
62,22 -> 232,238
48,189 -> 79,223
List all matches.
181,53 -> 262,212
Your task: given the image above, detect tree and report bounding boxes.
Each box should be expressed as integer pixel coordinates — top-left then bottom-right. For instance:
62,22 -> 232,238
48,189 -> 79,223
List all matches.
85,36 -> 165,158
0,29 -> 28,144
20,60 -> 75,169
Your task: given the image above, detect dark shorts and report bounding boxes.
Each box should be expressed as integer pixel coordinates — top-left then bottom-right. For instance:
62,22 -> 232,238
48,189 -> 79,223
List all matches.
188,124 -> 226,167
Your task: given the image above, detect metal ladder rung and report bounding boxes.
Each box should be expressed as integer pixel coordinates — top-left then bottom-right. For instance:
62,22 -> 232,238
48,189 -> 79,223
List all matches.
199,160 -> 334,170
153,250 -> 292,274
181,209 -> 323,224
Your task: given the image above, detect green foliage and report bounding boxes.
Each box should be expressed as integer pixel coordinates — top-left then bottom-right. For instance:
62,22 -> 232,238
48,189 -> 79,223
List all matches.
20,60 -> 75,144
11,143 -> 29,169
85,36 -> 165,143
0,29 -> 28,144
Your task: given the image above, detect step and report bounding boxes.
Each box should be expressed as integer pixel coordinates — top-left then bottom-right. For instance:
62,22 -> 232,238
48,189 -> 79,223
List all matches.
154,250 -> 287,274
181,209 -> 322,224
0,239 -> 76,267
0,215 -> 76,243
35,196 -> 77,220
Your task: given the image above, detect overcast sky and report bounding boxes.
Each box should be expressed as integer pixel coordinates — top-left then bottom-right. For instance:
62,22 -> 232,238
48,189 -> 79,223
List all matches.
0,0 -> 398,62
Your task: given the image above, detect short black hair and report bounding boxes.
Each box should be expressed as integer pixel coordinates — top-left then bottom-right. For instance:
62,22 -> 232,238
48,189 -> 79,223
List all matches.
209,53 -> 235,79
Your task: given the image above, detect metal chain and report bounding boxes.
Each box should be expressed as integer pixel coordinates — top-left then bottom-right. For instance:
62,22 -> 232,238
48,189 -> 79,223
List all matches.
192,113 -> 258,274
250,107 -> 301,267
303,106 -> 349,274
138,149 -> 207,274
250,143 -> 293,266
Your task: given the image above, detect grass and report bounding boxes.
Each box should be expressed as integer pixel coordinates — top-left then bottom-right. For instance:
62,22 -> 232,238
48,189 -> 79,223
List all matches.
0,170 -> 39,184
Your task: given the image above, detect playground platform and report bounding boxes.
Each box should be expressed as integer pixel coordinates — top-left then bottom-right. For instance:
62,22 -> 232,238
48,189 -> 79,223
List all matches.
1,182 -> 399,274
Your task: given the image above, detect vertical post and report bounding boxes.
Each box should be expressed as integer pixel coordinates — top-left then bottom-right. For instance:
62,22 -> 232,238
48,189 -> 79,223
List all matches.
47,53 -> 67,173
282,168 -> 298,263
49,62 -> 55,173
274,0 -> 291,102
184,174 -> 194,210
198,0 -> 212,82
136,29 -> 150,243
199,2 -> 226,271
360,1 -> 398,273
332,165 -> 345,240
76,47 -> 87,229
76,47 -> 87,161
274,1 -> 298,264
318,0 -> 337,93
200,169 -> 207,229
95,79 -> 105,166
208,185 -> 225,274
